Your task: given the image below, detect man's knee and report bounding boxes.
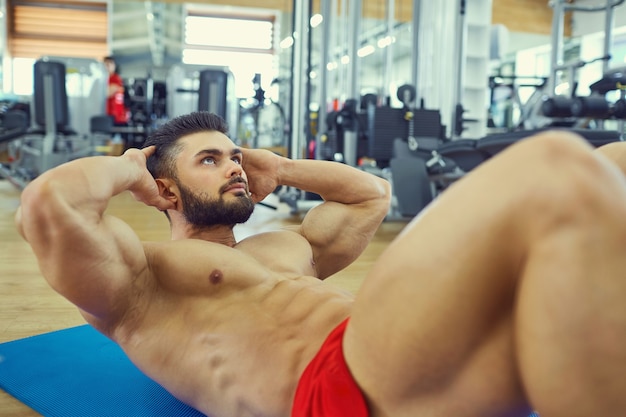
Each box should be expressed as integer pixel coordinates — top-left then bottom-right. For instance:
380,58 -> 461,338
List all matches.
508,130 -> 594,164
594,141 -> 626,176
482,131 -> 624,230
510,131 -> 626,228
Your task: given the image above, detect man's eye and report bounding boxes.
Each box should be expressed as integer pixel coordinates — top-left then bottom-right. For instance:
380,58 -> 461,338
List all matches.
232,157 -> 242,164
202,157 -> 216,165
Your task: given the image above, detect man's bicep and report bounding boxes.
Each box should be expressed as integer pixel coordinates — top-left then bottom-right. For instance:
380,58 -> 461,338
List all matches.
299,202 -> 380,278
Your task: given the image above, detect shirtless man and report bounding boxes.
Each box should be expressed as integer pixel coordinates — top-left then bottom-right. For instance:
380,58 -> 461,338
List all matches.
16,111 -> 626,417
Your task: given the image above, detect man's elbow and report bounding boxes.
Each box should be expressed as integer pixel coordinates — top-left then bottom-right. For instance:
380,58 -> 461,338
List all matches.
17,178 -> 61,243
14,206 -> 27,241
362,176 -> 391,222
374,177 -> 392,210
378,177 -> 392,201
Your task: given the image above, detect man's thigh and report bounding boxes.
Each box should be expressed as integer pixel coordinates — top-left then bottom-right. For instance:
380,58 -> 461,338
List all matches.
341,132 -> 593,416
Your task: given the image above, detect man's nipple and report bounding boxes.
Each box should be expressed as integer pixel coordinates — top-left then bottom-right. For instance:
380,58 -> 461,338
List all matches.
209,269 -> 223,285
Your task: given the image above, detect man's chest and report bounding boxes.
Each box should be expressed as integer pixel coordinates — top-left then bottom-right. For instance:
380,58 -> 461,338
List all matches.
235,230 -> 317,278
143,233 -> 316,298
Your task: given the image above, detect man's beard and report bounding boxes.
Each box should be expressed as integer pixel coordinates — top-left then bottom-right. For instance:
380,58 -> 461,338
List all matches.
177,178 -> 255,228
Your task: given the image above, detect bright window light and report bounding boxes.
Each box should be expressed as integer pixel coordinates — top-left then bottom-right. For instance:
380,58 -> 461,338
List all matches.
280,36 -> 294,49
186,16 -> 273,50
310,14 -> 323,28
358,45 -> 375,57
183,12 -> 277,98
377,36 -> 396,48
555,82 -> 571,96
12,57 -> 35,96
182,49 -> 274,98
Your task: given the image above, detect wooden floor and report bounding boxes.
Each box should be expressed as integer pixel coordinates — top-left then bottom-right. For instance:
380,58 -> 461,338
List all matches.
0,178 -> 408,416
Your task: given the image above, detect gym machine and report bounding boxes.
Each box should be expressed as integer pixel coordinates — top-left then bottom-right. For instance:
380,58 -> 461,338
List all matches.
369,85 -> 454,217
166,64 -> 238,139
121,77 -> 155,148
316,81 -> 457,218
0,109 -> 29,153
238,73 -> 288,151
317,97 -> 368,164
540,0 -> 625,126
107,75 -> 168,149
487,74 -> 548,131
0,58 -> 108,188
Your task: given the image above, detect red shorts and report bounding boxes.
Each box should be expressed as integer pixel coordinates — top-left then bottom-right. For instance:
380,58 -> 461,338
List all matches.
291,318 -> 369,417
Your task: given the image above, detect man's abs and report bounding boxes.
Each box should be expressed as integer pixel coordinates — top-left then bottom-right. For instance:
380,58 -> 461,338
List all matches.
110,275 -> 354,417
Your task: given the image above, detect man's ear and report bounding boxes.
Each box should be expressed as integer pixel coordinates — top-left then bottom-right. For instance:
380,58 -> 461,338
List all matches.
156,178 -> 179,208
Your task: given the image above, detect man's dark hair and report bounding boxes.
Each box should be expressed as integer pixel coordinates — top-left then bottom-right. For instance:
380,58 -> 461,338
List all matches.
143,111 -> 229,180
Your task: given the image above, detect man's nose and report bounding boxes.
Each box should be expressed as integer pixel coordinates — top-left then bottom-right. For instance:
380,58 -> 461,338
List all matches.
227,160 -> 243,177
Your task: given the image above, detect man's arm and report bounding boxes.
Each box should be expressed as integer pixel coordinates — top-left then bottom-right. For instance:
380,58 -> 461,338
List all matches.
16,148 -> 173,328
242,149 -> 391,279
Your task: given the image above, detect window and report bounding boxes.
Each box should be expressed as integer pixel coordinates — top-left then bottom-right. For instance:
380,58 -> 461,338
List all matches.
11,57 -> 34,96
8,0 -> 107,95
185,16 -> 273,50
182,10 -> 277,98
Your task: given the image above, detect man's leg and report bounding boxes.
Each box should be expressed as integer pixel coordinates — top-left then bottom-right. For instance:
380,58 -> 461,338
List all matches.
594,140 -> 626,175
343,131 -> 626,417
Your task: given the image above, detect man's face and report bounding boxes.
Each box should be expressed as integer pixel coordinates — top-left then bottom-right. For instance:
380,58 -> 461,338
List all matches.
173,132 -> 255,227
104,59 -> 116,74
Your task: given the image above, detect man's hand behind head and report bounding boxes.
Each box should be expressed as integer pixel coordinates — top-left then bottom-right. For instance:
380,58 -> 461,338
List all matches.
241,148 -> 284,203
124,147 -> 175,212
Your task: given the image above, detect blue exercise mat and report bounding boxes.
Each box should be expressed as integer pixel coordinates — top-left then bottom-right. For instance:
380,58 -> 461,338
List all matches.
0,325 -> 207,417
0,325 -> 542,417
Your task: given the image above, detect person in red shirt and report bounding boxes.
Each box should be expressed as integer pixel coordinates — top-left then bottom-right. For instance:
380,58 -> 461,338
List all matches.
104,56 -> 129,125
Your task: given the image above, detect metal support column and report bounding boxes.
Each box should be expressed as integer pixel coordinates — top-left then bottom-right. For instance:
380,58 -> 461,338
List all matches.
41,74 -> 58,173
411,0 -> 422,102
315,0 -> 332,160
343,0 -> 361,167
547,0 -> 565,95
289,0 -> 311,160
452,0 -> 468,137
382,0 -> 395,104
603,0 -> 616,74
0,0 -> 10,93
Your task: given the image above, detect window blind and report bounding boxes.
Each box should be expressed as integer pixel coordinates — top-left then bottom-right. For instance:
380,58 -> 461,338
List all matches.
9,0 -> 108,59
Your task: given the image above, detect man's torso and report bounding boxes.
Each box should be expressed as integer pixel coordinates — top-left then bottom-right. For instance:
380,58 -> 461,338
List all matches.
84,230 -> 353,417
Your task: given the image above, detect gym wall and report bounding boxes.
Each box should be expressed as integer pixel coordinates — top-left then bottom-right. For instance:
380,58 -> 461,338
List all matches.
492,0 -> 572,36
